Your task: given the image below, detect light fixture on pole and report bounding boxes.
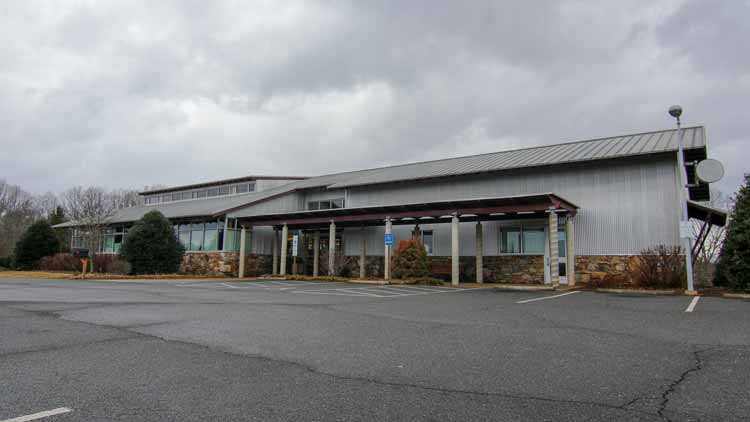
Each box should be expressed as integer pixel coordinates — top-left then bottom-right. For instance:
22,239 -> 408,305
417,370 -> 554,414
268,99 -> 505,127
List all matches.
668,105 -> 696,294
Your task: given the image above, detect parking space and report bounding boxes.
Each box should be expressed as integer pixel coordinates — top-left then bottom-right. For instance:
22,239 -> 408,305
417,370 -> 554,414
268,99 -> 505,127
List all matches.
173,279 -> 473,298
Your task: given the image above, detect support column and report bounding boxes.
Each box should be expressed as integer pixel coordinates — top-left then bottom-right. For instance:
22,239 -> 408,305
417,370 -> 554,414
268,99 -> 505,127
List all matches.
384,218 -> 392,280
272,228 -> 279,274
280,224 -> 288,276
566,216 -> 576,286
313,231 -> 320,277
451,213 -> 460,286
238,226 -> 246,278
359,226 -> 366,279
548,211 -> 559,287
328,221 -> 336,276
475,220 -> 483,284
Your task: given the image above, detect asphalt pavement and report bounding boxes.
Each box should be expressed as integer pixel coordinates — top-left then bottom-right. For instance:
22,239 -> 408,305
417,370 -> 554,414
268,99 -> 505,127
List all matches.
1,278 -> 748,421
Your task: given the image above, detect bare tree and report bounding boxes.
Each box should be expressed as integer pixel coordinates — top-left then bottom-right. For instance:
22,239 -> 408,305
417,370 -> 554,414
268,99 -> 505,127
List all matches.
61,187 -> 119,255
111,189 -> 143,209
0,180 -> 37,257
33,191 -> 59,220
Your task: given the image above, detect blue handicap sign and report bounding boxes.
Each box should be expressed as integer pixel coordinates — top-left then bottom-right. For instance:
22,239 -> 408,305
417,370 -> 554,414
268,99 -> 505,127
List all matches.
385,233 -> 393,245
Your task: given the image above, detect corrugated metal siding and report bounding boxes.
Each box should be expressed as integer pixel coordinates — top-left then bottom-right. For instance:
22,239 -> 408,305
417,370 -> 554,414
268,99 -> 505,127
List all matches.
344,155 -> 680,255
230,193 -> 304,218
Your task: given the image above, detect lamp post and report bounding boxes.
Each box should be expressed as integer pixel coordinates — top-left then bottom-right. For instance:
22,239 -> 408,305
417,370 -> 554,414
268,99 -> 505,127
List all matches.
668,105 -> 696,294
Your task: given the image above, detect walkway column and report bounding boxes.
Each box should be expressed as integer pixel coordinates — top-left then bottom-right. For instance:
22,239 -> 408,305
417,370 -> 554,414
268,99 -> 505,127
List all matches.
475,220 -> 483,284
451,213 -> 460,286
280,224 -> 288,276
238,226 -> 247,278
359,226 -> 366,279
272,227 -> 279,274
548,211 -> 559,287
328,221 -> 336,276
566,216 -> 576,286
384,218 -> 392,280
313,230 -> 320,277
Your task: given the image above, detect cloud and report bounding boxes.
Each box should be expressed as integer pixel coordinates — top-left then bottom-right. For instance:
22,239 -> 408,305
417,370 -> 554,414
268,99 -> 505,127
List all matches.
0,0 -> 747,197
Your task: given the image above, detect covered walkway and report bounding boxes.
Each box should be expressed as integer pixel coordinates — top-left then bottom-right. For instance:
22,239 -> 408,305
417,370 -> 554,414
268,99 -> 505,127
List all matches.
234,193 -> 579,286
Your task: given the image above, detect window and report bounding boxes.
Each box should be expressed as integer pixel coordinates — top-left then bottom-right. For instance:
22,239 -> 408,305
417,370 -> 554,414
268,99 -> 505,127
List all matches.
196,190 -> 207,198
190,223 -> 204,251
237,184 -> 249,194
203,222 -> 218,251
500,226 -> 545,254
181,192 -> 192,200
247,181 -> 256,192
218,186 -> 230,196
422,230 -> 434,255
100,227 -> 127,253
307,198 -> 345,210
207,188 -> 219,197
501,228 -> 522,253
523,228 -> 545,254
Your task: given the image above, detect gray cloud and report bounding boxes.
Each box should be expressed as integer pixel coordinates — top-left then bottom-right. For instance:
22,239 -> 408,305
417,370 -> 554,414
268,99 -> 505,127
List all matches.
0,0 -> 747,197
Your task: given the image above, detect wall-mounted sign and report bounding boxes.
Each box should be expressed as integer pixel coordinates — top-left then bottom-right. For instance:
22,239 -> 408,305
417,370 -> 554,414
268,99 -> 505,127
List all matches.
385,233 -> 393,246
292,235 -> 299,256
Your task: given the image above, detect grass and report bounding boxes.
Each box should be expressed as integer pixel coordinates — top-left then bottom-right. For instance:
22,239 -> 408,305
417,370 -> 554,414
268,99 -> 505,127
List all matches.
0,270 -> 75,279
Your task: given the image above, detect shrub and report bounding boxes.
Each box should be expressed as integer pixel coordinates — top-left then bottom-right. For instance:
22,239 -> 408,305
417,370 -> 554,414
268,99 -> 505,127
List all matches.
591,273 -> 632,289
392,239 -> 430,279
715,174 -> 750,292
0,256 -> 14,269
93,254 -> 132,274
14,220 -> 61,270
120,210 -> 184,274
39,253 -> 83,272
633,245 -> 685,289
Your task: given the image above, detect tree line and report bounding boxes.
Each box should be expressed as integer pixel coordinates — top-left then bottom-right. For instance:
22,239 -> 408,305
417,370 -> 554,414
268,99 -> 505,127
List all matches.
0,179 -> 149,259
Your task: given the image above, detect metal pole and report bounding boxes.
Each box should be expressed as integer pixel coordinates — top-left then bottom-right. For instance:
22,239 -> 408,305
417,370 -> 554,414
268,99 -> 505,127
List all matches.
675,118 -> 696,293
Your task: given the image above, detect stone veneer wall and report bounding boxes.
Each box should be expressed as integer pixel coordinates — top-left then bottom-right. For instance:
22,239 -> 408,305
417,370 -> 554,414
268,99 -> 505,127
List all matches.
180,252 -> 272,277
181,252 -> 645,285
574,255 -> 638,285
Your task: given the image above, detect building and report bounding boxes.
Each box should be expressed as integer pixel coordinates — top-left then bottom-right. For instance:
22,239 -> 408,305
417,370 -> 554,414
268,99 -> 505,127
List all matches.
56,126 -> 727,285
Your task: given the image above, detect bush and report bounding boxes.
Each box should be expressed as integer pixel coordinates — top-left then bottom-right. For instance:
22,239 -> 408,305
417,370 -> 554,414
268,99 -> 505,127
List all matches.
0,256 -> 14,269
92,254 -> 132,274
39,253 -> 82,271
715,174 -> 750,292
590,273 -> 632,289
392,239 -> 430,279
120,210 -> 185,274
14,220 -> 61,270
633,245 -> 685,289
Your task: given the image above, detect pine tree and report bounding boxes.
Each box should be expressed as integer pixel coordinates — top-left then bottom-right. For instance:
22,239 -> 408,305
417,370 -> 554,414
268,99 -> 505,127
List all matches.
14,220 -> 61,270
715,174 -> 750,291
120,210 -> 184,274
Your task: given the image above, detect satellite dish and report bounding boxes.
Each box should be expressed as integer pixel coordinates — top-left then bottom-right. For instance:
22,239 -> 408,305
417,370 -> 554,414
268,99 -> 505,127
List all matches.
695,159 -> 724,183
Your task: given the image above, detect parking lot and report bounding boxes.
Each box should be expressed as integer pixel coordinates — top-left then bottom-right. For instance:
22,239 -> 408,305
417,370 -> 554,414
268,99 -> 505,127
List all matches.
1,277 -> 749,421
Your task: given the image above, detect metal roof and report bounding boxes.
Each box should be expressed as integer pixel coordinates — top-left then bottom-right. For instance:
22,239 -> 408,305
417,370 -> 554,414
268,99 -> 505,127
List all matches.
139,175 -> 307,195
53,126 -> 707,228
320,126 -> 706,189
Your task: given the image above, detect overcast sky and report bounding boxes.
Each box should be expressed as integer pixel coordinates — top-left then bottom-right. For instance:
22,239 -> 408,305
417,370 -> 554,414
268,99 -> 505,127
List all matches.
1,0 -> 747,197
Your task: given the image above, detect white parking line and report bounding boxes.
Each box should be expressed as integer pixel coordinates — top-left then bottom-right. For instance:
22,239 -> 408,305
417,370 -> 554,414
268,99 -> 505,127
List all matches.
685,296 -> 700,313
516,291 -> 580,304
220,283 -> 240,289
2,407 -> 72,422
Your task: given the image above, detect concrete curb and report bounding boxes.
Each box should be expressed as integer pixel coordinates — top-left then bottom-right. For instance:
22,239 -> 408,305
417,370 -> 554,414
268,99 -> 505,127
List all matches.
347,279 -> 390,285
722,293 -> 750,299
492,284 -> 555,292
595,288 -> 680,296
